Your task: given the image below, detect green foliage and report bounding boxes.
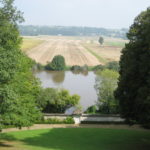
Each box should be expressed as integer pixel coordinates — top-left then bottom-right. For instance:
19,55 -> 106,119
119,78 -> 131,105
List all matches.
71,65 -> 89,71
35,63 -> 45,70
37,117 -> 75,124
99,36 -> 104,45
45,55 -> 66,71
92,61 -> 119,72
92,65 -> 105,71
106,61 -> 120,71
37,88 -> 80,113
0,0 -> 41,129
95,69 -> 119,114
115,8 -> 150,127
84,105 -> 97,114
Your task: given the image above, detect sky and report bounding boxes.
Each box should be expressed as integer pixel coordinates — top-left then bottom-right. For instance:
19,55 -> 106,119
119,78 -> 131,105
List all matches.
15,0 -> 150,29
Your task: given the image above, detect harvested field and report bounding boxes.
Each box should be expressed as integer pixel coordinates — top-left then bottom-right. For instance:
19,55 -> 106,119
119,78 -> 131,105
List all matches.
21,37 -> 44,52
24,36 -> 127,66
83,43 -> 122,62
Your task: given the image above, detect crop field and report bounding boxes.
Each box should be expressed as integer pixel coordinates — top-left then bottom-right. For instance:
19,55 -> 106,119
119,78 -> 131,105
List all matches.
0,128 -> 150,150
22,36 -> 128,66
21,37 -> 44,52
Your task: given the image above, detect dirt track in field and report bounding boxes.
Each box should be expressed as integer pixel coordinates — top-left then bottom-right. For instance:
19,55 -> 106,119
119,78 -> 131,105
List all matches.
26,37 -> 100,66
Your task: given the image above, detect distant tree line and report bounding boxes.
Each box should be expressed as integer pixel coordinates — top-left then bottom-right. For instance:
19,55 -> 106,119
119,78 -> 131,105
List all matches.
19,25 -> 128,39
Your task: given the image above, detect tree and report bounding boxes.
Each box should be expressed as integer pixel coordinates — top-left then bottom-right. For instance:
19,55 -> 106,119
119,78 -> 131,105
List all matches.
37,88 -> 80,113
0,0 -> 41,130
98,36 -> 104,45
45,55 -> 66,71
115,8 -> 150,127
106,61 -> 120,72
95,69 -> 119,114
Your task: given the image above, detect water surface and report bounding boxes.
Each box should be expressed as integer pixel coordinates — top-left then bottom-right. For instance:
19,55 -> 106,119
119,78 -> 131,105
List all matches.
35,71 -> 98,111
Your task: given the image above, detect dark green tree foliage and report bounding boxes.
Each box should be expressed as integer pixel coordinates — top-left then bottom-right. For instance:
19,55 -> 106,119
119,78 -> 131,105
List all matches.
0,0 -> 41,129
99,36 -> 104,45
37,88 -> 80,113
115,8 -> 150,126
84,105 -> 97,114
45,55 -> 66,71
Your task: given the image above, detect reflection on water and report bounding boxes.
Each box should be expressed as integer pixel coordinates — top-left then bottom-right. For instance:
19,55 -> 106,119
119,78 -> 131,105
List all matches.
35,71 -> 98,111
71,70 -> 89,76
51,71 -> 65,83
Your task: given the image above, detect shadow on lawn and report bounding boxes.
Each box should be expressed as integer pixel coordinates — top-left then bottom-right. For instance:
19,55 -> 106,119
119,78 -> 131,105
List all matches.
1,128 -> 150,150
0,134 -> 16,148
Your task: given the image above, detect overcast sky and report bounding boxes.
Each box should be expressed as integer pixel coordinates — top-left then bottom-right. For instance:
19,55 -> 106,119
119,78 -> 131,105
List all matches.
15,0 -> 149,29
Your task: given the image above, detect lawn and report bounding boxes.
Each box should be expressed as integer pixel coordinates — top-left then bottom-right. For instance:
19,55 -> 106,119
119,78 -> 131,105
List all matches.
0,128 -> 150,150
21,38 -> 44,52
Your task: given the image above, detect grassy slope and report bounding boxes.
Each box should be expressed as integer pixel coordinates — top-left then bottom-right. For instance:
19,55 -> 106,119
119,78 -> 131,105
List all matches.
0,128 -> 150,150
21,38 -> 44,52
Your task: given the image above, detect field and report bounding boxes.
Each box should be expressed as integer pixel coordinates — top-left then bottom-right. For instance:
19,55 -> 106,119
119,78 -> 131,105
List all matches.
22,36 -> 128,66
21,37 -> 44,52
0,128 -> 150,150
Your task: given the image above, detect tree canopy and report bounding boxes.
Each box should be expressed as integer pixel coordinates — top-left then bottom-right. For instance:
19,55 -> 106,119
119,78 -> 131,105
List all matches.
19,25 -> 128,39
115,7 -> 150,127
45,55 -> 66,71
95,69 -> 119,114
98,36 -> 104,45
37,88 -> 80,113
0,0 -> 41,130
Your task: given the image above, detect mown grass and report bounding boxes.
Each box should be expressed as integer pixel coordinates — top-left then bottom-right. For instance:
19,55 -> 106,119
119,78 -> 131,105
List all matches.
21,38 -> 44,52
0,128 -> 150,150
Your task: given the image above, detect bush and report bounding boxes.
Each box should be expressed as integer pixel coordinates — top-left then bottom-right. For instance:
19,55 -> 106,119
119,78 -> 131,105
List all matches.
37,117 -> 75,124
71,65 -> 81,71
106,61 -> 119,71
45,55 -> 66,71
92,65 -> 105,71
37,88 -> 80,113
92,62 -> 119,72
84,105 -> 97,114
36,63 -> 44,70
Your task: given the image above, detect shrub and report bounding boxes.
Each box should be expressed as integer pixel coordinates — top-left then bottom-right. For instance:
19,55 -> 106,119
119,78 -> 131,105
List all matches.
37,117 -> 75,124
36,63 -> 44,70
45,55 -> 66,71
37,88 -> 80,113
71,65 -> 81,71
106,61 -> 119,71
84,105 -> 97,114
92,65 -> 105,71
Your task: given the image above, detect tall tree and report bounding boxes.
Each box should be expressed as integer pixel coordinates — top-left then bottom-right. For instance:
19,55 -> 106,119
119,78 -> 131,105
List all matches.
0,0 -> 41,130
98,36 -> 104,45
115,8 -> 150,126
